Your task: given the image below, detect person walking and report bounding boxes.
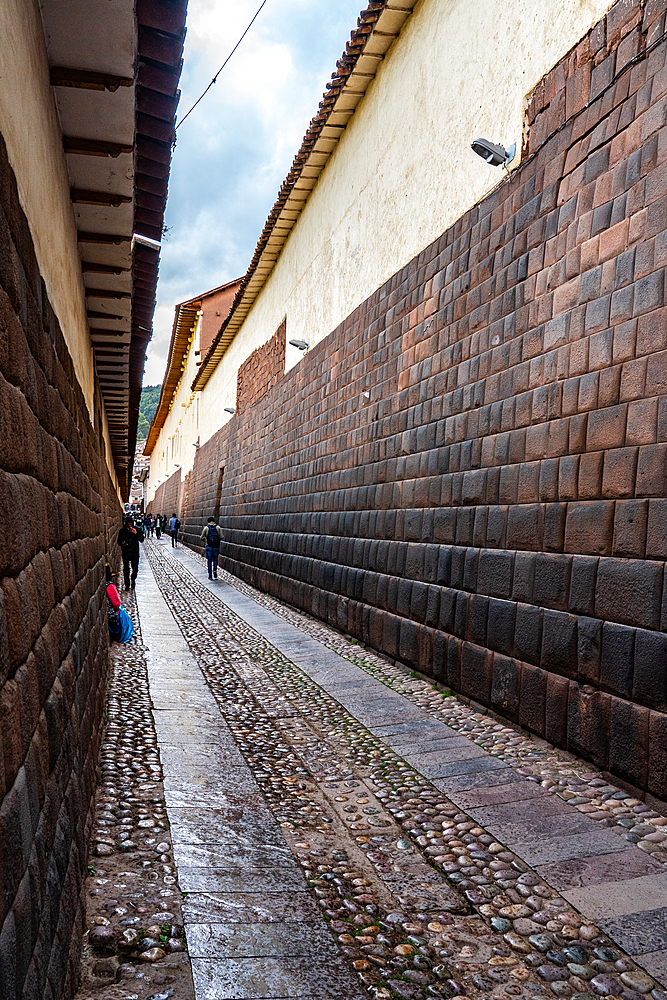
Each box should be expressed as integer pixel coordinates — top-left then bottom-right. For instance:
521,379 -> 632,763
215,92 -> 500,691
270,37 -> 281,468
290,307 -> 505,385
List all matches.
168,512 -> 180,548
200,517 -> 222,579
118,515 -> 145,589
155,514 -> 162,539
144,512 -> 152,538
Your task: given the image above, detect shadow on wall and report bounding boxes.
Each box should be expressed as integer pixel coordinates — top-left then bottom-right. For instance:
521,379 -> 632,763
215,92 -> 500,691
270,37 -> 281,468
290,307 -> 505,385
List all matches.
0,133 -> 123,999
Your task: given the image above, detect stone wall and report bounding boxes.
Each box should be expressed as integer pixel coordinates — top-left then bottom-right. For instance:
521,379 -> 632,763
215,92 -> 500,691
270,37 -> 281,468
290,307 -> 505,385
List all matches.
178,0 -> 667,800
236,319 -> 286,413
0,132 -> 122,999
149,468 -> 183,524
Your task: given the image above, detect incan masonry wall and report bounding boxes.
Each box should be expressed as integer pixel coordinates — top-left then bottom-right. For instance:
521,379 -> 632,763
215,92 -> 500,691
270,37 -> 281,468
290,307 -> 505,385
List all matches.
179,0 -> 667,798
0,131 -> 122,1000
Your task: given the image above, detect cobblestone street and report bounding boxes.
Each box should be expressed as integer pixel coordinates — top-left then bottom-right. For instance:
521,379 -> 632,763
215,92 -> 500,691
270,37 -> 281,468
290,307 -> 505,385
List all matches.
80,538 -> 667,1000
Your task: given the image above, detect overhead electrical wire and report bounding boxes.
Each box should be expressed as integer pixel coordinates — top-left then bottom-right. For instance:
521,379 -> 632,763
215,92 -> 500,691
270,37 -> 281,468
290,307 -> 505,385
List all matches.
176,0 -> 270,130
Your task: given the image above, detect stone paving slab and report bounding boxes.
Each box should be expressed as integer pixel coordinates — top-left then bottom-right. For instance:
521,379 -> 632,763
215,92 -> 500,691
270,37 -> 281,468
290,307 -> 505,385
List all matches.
490,811 -> 598,844
455,778 -> 549,808
597,906 -> 667,954
473,796 -> 582,830
186,923 -> 339,959
430,755 -> 509,779
353,707 -> 430,727
562,874 -> 667,920
159,744 -> 248,771
166,806 -> 285,847
162,774 -> 262,805
387,735 -> 477,753
150,688 -> 216,709
507,828 -> 629,866
406,744 -> 489,767
434,765 -> 522,792
173,843 -> 296,870
178,868 -> 312,893
182,894 -> 322,925
369,719 -> 446,737
537,849 -> 667,890
634,948 -> 667,983
190,956 -> 367,1000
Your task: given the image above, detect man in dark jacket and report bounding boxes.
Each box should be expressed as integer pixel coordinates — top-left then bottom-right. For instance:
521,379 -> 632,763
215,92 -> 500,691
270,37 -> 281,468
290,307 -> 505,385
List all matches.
118,516 -> 145,590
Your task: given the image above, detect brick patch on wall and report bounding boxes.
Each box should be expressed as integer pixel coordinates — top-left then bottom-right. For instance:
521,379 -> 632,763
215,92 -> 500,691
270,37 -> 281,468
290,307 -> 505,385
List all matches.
174,0 -> 667,797
0,131 -> 122,999
236,318 -> 286,413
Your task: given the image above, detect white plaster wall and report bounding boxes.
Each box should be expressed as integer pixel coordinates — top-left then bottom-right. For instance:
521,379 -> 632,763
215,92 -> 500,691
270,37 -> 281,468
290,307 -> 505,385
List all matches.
200,0 -> 616,412
0,0 -> 117,485
146,313 -> 219,501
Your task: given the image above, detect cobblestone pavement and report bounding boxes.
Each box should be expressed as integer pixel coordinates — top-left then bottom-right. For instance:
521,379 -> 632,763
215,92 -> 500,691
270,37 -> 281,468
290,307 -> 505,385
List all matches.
173,550 -> 667,857
75,589 -> 195,1000
131,538 -> 667,1000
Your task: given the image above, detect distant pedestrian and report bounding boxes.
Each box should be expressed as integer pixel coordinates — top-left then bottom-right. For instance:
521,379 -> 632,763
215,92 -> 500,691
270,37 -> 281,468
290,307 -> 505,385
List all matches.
118,516 -> 145,589
155,515 -> 162,539
200,517 -> 222,579
144,513 -> 152,537
168,512 -> 180,548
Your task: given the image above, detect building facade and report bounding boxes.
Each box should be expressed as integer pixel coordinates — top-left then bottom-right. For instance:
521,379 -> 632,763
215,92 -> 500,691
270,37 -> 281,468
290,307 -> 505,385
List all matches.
145,279 -> 241,510
0,1 -> 184,996
149,0 -> 667,799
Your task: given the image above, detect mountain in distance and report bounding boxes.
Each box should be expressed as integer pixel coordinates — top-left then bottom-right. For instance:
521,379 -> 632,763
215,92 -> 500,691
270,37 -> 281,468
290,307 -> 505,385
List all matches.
137,385 -> 160,441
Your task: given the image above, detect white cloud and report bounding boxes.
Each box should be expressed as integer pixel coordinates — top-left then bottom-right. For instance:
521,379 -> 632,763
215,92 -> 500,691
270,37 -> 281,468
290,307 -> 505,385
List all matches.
143,0 -> 364,386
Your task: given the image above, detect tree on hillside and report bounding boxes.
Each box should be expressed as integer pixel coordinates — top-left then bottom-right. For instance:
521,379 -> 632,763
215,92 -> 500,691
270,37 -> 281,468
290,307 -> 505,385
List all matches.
137,385 -> 161,441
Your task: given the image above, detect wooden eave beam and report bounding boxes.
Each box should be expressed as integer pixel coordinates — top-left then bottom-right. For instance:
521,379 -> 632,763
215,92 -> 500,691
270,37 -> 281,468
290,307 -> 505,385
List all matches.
50,67 -> 134,92
64,137 -> 133,157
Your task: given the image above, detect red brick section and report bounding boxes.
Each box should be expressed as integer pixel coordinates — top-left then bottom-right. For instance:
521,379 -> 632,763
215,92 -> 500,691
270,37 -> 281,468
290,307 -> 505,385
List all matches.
199,282 -> 241,357
236,319 -> 286,413
179,0 -> 667,801
0,132 -> 122,999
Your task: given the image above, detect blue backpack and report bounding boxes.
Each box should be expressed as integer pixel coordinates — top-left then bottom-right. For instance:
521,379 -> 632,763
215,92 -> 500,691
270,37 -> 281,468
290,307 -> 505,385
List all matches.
118,606 -> 134,643
207,524 -> 220,547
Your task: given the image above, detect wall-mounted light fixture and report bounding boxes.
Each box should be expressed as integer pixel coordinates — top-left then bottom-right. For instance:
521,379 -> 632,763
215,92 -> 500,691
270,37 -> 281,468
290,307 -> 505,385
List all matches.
174,463 -> 181,469
193,438 -> 201,449
471,138 -> 515,167
224,406 -> 236,414
289,339 -> 309,350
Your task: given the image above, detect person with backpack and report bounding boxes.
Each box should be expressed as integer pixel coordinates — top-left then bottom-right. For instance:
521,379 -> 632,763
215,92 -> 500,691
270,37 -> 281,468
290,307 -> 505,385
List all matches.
200,517 -> 222,579
168,512 -> 180,547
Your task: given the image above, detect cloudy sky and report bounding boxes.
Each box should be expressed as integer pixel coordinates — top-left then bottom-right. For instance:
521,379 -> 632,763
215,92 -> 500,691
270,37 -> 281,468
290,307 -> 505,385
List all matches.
143,0 -> 364,385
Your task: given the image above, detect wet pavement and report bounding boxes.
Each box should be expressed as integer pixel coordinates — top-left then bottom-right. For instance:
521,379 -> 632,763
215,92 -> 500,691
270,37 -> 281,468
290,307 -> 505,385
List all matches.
86,536 -> 667,1000
75,590 -> 195,1000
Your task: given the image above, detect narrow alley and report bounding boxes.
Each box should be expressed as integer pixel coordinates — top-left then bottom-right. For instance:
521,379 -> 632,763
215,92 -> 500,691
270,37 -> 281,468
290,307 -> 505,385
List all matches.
78,537 -> 667,1000
6,1 -> 667,998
